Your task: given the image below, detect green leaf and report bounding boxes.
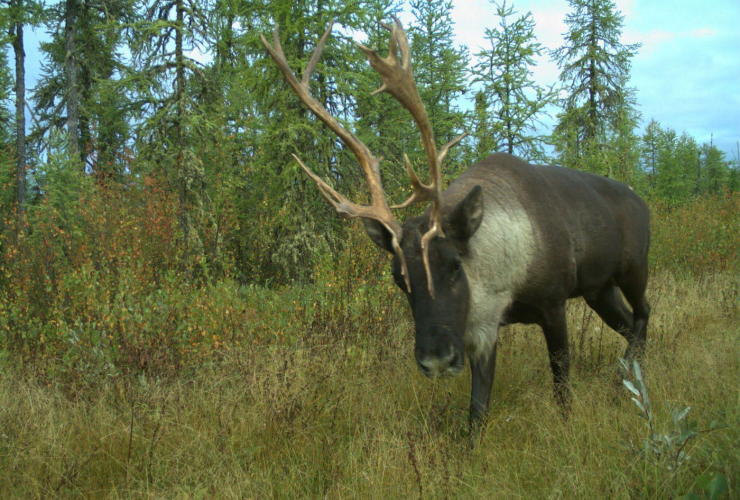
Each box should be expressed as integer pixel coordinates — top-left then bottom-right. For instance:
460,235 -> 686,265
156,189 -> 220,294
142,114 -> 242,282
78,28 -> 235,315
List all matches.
618,357 -> 631,373
630,397 -> 645,413
707,473 -> 727,499
623,380 -> 640,397
671,406 -> 691,424
695,474 -> 713,490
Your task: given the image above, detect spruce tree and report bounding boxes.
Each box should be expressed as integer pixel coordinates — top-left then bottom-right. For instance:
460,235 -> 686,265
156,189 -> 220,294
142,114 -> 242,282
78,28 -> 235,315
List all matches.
701,137 -> 729,195
31,0 -> 135,176
470,90 -> 499,161
2,0 -> 42,217
551,0 -> 640,168
641,119 -> 661,186
127,0 -> 217,273
472,1 -> 556,161
408,0 -> 469,169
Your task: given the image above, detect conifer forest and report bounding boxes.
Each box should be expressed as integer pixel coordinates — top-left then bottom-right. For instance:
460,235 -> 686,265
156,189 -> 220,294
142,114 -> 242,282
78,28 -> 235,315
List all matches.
0,0 -> 738,498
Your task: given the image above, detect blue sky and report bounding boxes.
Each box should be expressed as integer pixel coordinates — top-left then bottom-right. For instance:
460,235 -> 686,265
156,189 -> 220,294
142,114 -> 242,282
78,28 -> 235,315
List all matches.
15,0 -> 740,159
434,0 -> 740,158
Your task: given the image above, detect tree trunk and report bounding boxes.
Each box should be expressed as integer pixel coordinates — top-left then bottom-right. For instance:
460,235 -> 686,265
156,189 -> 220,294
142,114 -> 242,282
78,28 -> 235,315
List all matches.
587,15 -> 597,144
694,150 -> 701,196
65,0 -> 80,162
175,0 -> 188,248
11,0 -> 26,216
78,0 -> 93,167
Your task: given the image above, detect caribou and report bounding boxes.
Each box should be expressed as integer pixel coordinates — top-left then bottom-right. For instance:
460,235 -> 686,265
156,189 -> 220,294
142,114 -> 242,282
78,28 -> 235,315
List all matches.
261,19 -> 651,436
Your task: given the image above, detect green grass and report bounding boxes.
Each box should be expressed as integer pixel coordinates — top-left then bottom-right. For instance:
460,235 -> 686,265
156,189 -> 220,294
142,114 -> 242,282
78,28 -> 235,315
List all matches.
1,272 -> 738,499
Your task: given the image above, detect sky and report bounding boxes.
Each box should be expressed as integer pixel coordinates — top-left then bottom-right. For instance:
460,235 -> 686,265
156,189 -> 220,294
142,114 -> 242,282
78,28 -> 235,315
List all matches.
14,0 -> 740,159
430,0 -> 740,158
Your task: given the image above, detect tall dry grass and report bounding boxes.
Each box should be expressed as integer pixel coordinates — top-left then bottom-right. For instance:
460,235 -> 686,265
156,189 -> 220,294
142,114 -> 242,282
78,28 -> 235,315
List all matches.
1,272 -> 737,499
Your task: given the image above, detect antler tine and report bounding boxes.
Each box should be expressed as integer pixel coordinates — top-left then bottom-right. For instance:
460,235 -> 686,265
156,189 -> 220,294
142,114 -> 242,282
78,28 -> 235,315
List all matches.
302,22 -> 333,88
292,154 -> 395,226
392,132 -> 468,209
439,132 -> 469,165
391,154 -> 434,209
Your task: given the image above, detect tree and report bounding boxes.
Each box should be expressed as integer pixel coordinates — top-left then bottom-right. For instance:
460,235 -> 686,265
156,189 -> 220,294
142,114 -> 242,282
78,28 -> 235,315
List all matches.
470,90 -> 499,160
409,0 -> 469,168
1,0 -> 43,220
64,0 -> 79,159
8,0 -> 24,213
729,142 -> 740,193
641,118 -> 661,186
700,137 -> 729,195
128,0 -> 217,271
31,0 -> 135,175
0,49 -> 10,148
551,0 -> 640,167
471,1 -> 556,161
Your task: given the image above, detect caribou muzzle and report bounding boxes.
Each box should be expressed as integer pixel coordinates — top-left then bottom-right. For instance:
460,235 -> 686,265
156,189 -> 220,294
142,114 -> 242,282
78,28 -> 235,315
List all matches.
415,334 -> 465,378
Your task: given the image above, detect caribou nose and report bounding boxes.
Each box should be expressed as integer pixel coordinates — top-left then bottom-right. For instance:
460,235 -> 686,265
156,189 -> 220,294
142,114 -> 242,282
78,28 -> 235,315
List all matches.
417,350 -> 461,377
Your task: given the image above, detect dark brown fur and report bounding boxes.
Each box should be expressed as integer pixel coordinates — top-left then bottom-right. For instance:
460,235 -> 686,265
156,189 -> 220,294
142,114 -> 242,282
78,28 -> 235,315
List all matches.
366,153 -> 651,436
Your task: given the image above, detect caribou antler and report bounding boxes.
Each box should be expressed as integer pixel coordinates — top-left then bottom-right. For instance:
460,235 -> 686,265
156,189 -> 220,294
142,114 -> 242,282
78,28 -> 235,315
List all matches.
260,23 -> 411,292
261,19 -> 465,298
357,17 -> 466,297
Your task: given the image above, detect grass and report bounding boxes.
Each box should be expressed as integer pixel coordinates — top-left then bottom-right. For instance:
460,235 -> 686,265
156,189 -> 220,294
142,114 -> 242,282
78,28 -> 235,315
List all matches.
1,272 -> 738,499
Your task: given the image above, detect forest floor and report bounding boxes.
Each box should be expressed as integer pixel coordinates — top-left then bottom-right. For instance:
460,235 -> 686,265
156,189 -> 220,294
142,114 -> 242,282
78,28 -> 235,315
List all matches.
1,272 -> 738,499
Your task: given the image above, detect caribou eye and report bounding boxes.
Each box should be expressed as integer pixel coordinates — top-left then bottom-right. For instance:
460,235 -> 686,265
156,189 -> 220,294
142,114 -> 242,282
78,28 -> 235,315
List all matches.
452,259 -> 463,276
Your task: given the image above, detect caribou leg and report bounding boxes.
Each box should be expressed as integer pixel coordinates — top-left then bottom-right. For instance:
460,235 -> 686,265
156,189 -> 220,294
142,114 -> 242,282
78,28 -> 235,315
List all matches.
540,303 -> 571,410
617,267 -> 651,360
585,284 -> 636,354
468,342 -> 498,444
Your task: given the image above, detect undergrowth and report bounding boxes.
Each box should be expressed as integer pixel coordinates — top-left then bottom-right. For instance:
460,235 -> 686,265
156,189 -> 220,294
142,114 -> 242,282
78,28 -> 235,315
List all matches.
1,184 -> 738,498
0,272 -> 737,499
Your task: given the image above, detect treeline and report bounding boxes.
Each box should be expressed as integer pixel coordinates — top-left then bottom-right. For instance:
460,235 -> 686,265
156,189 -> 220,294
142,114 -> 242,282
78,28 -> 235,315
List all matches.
0,0 -> 738,285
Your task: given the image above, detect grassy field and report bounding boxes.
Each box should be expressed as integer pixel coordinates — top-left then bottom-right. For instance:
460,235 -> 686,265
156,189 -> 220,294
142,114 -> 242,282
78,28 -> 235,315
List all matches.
1,271 -> 738,499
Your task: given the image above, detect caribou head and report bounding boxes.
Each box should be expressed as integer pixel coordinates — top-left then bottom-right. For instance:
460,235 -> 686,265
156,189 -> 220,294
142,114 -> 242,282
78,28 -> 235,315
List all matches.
261,19 -> 478,378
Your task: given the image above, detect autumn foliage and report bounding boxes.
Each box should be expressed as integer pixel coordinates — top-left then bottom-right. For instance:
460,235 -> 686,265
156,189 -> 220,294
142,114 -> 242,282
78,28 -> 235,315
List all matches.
1,159 -> 737,381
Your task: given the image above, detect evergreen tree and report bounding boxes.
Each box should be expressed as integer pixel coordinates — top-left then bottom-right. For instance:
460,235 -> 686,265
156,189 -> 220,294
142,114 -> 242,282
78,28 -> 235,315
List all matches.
641,118 -> 661,186
654,126 -> 678,199
408,0 -> 469,169
471,0 -> 556,161
2,0 -> 42,218
700,137 -> 729,195
0,46 -> 10,147
604,103 -> 640,182
729,142 -> 740,193
10,0 -> 26,214
672,132 -> 700,200
64,0 -> 80,159
551,0 -> 640,168
470,90 -> 499,160
128,0 -> 218,271
31,0 -> 135,175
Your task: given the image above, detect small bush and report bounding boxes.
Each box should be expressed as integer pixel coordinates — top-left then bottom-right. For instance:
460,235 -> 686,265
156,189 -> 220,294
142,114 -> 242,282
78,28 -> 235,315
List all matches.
650,193 -> 740,275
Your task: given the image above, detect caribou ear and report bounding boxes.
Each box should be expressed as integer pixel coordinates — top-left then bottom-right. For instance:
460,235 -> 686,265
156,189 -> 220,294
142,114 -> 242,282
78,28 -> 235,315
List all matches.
361,218 -> 395,253
448,185 -> 484,242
